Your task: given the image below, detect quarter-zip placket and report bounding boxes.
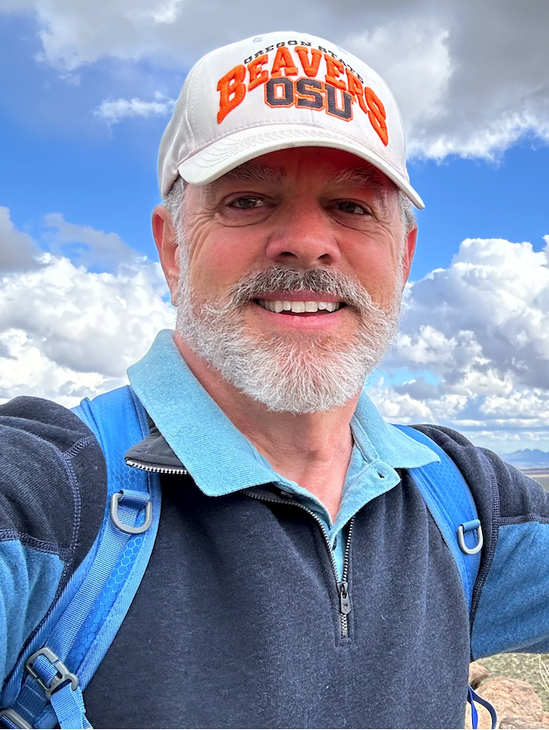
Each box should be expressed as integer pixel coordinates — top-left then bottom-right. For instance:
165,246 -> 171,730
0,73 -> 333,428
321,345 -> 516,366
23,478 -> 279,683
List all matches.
126,456 -> 356,639
245,489 -> 355,639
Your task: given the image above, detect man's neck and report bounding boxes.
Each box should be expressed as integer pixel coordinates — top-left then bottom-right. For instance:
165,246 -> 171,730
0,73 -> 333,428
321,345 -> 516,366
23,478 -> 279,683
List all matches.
175,333 -> 358,521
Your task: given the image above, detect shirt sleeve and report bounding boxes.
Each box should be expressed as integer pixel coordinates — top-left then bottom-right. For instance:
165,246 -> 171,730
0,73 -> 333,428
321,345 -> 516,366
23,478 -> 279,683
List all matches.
414,424 -> 549,660
0,397 -> 107,682
470,449 -> 549,658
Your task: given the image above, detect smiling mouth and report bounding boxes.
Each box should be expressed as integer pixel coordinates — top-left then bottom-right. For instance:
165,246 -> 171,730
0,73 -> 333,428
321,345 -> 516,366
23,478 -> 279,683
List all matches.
255,299 -> 345,314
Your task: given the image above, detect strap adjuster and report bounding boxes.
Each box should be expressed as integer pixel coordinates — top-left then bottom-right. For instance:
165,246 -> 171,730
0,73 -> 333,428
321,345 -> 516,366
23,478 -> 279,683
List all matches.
457,519 -> 483,555
25,647 -> 79,699
0,708 -> 33,728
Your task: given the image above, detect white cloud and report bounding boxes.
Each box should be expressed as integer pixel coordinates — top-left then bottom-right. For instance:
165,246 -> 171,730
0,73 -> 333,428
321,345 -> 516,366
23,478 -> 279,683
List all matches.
480,390 -> 549,423
1,0 -> 549,159
128,0 -> 185,25
94,93 -> 175,124
344,4 -> 549,160
0,209 -> 174,407
396,238 -> 549,389
375,235 -> 549,452
344,19 -> 452,134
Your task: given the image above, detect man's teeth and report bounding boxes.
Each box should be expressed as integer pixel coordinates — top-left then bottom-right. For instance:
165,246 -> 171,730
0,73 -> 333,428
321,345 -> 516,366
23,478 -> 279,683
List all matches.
257,299 -> 342,314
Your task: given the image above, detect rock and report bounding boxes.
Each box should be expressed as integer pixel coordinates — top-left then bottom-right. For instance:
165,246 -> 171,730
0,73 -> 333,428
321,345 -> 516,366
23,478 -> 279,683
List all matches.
469,661 -> 490,689
501,717 -> 541,729
542,711 -> 549,729
465,676 -> 545,729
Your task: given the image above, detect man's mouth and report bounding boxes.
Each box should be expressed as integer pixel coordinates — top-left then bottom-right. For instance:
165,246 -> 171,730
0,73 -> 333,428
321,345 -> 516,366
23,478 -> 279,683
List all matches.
255,299 -> 345,314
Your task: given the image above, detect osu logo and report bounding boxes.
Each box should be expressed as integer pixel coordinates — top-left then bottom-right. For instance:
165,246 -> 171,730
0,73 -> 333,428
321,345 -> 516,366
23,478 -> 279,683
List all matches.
216,44 -> 389,146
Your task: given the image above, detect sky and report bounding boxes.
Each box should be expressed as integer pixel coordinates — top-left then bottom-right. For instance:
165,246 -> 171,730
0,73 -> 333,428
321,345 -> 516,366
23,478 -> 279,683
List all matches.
0,0 -> 548,457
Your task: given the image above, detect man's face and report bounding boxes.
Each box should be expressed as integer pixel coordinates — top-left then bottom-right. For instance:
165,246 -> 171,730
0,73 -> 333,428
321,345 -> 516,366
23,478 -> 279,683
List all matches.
158,147 -> 416,413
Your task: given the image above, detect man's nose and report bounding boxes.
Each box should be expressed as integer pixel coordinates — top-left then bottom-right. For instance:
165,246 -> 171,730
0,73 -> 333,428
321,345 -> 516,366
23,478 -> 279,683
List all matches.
264,202 -> 341,268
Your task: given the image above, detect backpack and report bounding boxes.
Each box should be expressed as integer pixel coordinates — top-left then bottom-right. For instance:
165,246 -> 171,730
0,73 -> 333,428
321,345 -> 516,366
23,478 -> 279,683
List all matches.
0,386 -> 496,729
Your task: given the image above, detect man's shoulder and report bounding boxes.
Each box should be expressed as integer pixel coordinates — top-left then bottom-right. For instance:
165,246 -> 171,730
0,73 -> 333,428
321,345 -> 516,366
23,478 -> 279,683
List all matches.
410,423 -> 549,522
0,395 -> 107,571
1,395 -> 98,449
0,396 -> 109,683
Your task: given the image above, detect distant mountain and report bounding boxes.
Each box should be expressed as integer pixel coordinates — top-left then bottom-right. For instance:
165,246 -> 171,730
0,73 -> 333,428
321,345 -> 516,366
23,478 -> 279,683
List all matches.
503,449 -> 549,470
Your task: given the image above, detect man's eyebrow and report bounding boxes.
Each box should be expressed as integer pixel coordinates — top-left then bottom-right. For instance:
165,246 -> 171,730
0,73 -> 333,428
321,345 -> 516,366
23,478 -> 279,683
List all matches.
201,163 -> 392,206
222,163 -> 286,184
325,167 -> 389,194
203,163 -> 286,204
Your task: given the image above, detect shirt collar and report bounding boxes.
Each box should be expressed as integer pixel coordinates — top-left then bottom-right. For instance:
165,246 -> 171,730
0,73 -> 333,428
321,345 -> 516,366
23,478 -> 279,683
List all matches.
128,330 -> 438,499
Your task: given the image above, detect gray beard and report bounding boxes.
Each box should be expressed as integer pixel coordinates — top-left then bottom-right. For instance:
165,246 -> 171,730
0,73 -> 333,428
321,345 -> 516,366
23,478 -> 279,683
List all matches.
176,265 -> 401,414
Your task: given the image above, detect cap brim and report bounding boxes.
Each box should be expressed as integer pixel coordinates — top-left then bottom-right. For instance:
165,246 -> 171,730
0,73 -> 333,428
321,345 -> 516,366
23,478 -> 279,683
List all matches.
178,124 -> 425,210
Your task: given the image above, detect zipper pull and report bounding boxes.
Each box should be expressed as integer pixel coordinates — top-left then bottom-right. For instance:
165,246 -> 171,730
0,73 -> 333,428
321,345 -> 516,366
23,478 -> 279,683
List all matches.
338,581 -> 351,615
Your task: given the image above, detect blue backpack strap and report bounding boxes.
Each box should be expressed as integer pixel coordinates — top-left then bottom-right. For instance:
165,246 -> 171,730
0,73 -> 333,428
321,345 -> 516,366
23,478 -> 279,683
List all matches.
395,425 -> 495,730
394,425 -> 483,609
0,386 -> 161,729
468,686 -> 498,730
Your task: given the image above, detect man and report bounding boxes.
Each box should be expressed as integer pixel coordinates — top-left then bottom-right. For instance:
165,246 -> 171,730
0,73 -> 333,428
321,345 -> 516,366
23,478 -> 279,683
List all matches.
1,31 -> 548,729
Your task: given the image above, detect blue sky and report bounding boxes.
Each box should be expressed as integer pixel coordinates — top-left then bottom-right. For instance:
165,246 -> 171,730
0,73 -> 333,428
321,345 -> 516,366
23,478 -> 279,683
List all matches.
0,1 -> 548,457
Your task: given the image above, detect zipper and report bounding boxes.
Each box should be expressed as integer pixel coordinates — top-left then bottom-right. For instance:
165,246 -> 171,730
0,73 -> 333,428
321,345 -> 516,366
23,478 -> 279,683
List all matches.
338,516 -> 354,638
245,489 -> 355,639
125,457 -> 188,476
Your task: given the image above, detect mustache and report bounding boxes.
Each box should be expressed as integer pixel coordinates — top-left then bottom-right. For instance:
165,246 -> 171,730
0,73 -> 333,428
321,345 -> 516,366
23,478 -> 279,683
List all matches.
229,267 -> 377,314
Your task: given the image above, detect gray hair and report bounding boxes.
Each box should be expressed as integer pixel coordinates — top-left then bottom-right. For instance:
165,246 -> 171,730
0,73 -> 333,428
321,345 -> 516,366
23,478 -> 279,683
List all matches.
397,190 -> 416,235
164,176 -> 186,229
163,175 -> 416,236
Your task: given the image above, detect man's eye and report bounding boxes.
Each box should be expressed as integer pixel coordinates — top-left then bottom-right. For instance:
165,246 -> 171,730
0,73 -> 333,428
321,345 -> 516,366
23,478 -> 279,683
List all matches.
336,200 -> 370,215
218,194 -> 273,226
229,196 -> 265,210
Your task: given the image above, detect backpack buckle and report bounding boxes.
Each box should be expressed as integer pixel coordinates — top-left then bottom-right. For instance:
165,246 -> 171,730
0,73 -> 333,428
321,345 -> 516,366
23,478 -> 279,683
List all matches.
457,519 -> 483,555
25,647 -> 79,699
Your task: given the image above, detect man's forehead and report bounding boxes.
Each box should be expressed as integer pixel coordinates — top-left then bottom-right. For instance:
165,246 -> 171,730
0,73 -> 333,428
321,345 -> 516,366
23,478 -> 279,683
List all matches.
208,149 -> 393,193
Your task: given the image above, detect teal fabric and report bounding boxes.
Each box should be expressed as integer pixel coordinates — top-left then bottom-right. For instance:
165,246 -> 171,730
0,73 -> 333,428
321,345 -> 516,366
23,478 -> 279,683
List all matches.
0,541 -> 65,681
471,521 -> 549,658
128,330 -> 438,578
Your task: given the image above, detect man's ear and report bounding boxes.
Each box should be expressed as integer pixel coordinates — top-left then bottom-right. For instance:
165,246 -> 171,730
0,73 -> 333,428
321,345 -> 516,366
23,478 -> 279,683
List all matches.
400,225 -> 418,289
152,205 -> 180,305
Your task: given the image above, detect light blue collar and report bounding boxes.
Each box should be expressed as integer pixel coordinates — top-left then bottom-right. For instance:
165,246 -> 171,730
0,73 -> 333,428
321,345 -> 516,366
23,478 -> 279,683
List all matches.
128,330 -> 438,528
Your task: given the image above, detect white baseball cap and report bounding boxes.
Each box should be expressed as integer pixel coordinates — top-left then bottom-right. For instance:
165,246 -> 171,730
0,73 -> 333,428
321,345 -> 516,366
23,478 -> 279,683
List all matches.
159,31 -> 424,209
